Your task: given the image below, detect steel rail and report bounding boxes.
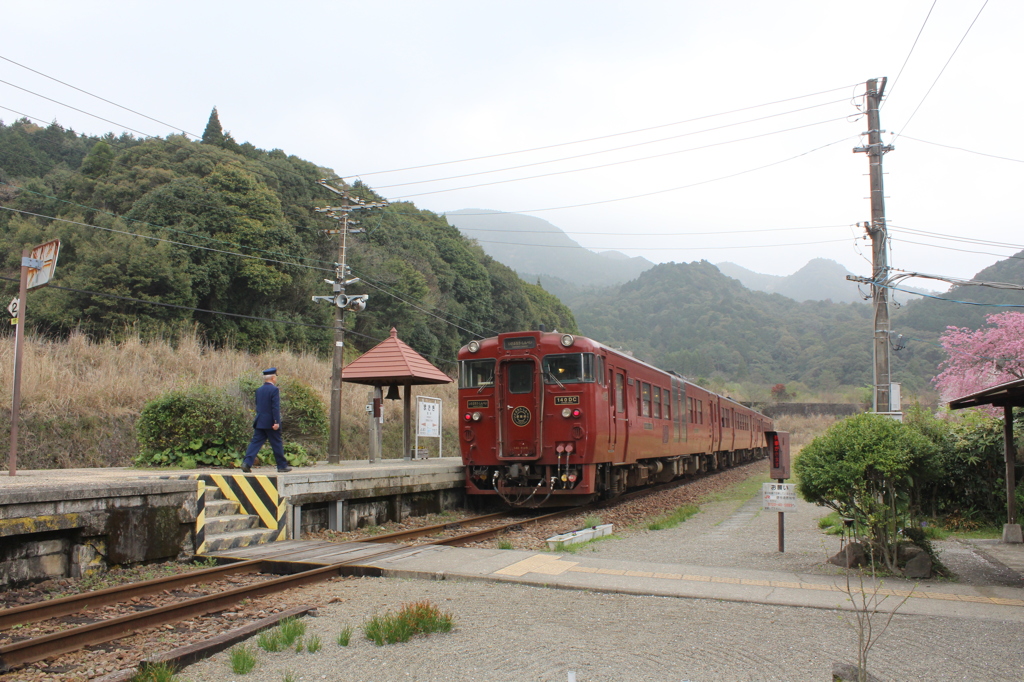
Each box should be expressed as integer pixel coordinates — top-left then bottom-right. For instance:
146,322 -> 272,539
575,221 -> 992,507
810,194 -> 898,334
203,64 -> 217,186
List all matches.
361,511 -> 530,544
0,560 -> 263,631
0,560 -> 346,671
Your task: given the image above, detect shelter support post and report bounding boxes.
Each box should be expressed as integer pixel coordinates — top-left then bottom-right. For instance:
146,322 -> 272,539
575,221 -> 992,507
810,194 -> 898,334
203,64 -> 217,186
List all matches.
1004,405 -> 1022,543
403,382 -> 412,459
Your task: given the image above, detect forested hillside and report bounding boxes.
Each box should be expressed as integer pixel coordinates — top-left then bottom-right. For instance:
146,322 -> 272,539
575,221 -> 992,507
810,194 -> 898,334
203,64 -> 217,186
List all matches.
573,260 -> 945,396
0,116 -> 577,365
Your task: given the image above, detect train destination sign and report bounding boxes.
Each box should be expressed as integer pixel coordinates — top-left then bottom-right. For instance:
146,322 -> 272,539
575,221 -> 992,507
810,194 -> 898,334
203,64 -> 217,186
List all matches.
762,483 -> 797,512
467,400 -> 489,409
503,337 -> 536,350
553,395 -> 580,405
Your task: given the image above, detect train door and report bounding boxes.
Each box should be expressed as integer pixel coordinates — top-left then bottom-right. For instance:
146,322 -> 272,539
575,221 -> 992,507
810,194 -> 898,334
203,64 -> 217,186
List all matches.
710,397 -> 720,454
497,359 -> 541,459
609,369 -> 628,461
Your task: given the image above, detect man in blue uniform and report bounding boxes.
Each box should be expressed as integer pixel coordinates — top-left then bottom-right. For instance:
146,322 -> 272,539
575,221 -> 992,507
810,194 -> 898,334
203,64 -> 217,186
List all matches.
241,368 -> 292,473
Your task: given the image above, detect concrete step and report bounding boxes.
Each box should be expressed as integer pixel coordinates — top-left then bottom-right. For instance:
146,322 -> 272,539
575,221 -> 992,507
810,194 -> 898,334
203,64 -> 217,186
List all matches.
203,487 -> 228,501
204,499 -> 241,518
202,528 -> 281,552
204,514 -> 262,535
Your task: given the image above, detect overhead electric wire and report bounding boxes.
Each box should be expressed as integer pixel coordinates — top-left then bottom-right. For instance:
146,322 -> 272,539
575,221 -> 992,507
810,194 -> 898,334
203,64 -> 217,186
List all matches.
882,0 -> 939,107
893,0 -> 990,141
469,237 -> 855,251
879,281 -> 1024,308
0,274 -> 457,365
899,135 -> 1024,164
390,116 -> 854,200
0,54 -> 199,138
889,223 -> 1024,251
434,134 -> 861,215
889,236 -> 1024,262
0,78 -> 155,139
374,98 -> 851,190
449,223 -> 852,237
345,82 -> 863,178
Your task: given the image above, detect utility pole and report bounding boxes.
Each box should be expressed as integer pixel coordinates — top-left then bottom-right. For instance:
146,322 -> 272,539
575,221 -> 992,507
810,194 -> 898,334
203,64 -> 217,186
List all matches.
314,180 -> 387,463
849,78 -> 894,414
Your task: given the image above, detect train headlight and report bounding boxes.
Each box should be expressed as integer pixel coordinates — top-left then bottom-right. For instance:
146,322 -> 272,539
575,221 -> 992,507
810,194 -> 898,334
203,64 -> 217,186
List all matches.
467,341 -> 480,353
560,334 -> 575,347
472,411 -> 482,421
561,407 -> 572,418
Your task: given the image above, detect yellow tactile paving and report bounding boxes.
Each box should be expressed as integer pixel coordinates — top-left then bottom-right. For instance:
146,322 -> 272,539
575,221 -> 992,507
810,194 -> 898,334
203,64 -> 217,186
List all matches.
491,554 -> 1024,608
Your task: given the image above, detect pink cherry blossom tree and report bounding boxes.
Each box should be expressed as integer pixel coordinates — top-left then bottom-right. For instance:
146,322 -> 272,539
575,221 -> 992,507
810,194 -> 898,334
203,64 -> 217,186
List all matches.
933,311 -> 1024,405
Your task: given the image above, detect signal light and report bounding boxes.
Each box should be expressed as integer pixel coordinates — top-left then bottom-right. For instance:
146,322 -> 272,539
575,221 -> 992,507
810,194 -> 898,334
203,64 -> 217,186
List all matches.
463,412 -> 472,422
572,408 -> 582,418
568,473 -> 577,483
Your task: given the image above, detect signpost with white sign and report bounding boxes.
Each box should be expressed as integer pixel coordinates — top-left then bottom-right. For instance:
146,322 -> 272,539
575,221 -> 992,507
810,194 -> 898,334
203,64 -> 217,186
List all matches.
414,396 -> 442,458
765,431 -> 792,552
9,240 -> 60,476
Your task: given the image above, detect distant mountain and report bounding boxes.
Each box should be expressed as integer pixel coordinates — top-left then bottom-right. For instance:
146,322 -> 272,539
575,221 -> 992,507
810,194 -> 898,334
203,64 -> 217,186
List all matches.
445,209 -> 655,288
716,258 -> 869,304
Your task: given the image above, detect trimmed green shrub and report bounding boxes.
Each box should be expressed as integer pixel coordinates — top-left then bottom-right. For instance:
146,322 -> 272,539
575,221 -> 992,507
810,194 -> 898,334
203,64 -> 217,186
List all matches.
134,387 -> 249,468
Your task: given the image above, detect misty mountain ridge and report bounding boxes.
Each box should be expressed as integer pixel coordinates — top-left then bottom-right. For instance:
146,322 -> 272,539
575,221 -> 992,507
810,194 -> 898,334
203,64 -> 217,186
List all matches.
445,209 -> 655,288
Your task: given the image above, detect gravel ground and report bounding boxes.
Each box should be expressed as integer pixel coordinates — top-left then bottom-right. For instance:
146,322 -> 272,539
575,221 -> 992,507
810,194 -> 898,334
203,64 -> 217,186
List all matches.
178,467 -> 1024,682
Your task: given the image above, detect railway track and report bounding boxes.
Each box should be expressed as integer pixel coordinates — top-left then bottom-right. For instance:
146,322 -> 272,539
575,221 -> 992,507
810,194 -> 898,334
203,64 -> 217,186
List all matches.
368,466 -> 733,547
0,547 -> 405,673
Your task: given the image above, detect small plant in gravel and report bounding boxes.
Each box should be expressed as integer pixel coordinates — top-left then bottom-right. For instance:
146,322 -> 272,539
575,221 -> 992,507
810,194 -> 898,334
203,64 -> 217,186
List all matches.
257,629 -> 284,652
581,515 -> 603,528
229,645 -> 258,674
283,672 -> 297,682
337,625 -> 353,646
497,539 -> 514,550
131,662 -> 179,682
362,600 -> 454,645
647,504 -> 700,531
278,616 -> 307,645
306,634 -> 323,653
294,636 -> 304,653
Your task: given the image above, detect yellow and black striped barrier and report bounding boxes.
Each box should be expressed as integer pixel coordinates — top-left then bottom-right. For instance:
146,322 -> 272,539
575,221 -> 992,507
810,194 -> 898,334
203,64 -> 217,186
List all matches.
185,473 -> 287,554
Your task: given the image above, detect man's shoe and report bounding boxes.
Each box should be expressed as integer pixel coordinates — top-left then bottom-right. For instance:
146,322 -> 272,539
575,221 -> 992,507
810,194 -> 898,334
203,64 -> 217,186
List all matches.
241,464 -> 251,473
277,466 -> 293,473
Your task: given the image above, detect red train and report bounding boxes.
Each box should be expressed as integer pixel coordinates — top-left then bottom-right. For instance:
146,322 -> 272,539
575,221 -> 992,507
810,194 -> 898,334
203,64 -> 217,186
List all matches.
458,331 -> 772,507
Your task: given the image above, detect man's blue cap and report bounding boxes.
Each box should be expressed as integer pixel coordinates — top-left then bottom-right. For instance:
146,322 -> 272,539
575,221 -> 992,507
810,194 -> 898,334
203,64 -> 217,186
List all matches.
262,367 -> 277,375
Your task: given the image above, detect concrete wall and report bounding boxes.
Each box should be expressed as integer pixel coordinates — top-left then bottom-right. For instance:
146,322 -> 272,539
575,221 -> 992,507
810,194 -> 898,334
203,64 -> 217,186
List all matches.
754,403 -> 863,419
0,480 -> 197,588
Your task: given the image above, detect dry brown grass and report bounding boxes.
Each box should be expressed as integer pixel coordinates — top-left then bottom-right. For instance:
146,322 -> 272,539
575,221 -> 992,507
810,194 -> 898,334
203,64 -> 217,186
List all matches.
772,413 -> 840,450
0,331 -> 458,469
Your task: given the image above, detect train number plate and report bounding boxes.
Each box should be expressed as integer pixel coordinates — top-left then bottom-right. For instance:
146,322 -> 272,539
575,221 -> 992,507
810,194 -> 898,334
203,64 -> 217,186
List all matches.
553,395 -> 580,405
467,400 -> 489,409
503,337 -> 536,350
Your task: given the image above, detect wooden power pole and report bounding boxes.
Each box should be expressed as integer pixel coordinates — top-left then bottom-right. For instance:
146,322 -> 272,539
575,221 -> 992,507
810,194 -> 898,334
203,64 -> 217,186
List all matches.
850,78 -> 894,414
314,180 -> 387,464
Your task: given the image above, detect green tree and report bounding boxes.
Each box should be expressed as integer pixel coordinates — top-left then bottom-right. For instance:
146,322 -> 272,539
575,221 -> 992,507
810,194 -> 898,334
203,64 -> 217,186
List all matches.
202,107 -> 225,146
795,413 -> 938,571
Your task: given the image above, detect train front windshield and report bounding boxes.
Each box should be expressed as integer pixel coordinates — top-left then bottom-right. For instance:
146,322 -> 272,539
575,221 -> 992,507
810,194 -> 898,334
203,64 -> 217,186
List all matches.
542,353 -> 595,385
460,359 -> 495,389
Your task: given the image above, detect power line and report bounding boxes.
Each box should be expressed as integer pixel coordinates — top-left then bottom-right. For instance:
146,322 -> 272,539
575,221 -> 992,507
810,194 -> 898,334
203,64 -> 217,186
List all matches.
391,116 -> 853,200
893,0 -> 991,141
881,281 -> 1024,308
0,54 -> 199,138
430,135 -> 860,215
0,274 -> 458,366
899,135 -> 1024,164
345,82 -> 864,178
882,0 -> 939,107
0,78 -> 155,138
889,224 -> 1024,251
374,99 -> 850,190
451,223 -> 851,237
889,236 -> 1024,261
470,237 -> 854,251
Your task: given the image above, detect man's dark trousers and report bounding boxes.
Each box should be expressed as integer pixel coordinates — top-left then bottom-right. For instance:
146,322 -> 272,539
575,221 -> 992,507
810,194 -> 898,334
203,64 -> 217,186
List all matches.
243,381 -> 288,469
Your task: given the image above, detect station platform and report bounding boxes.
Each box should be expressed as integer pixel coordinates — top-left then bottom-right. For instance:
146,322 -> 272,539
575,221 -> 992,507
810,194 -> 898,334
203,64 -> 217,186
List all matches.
197,536 -> 1024,623
0,458 -> 465,587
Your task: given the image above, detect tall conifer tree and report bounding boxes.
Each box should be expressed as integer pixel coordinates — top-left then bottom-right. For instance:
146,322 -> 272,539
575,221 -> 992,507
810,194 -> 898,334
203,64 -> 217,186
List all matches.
202,107 -> 225,145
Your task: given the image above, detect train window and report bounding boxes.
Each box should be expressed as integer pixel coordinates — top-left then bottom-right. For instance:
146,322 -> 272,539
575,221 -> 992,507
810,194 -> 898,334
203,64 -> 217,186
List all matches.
596,356 -> 605,386
663,388 -> 671,421
652,387 -> 661,419
641,383 -> 651,417
542,353 -> 595,385
506,363 -> 534,394
615,373 -> 625,413
698,400 -> 703,424
459,359 -> 495,389
687,397 -> 694,423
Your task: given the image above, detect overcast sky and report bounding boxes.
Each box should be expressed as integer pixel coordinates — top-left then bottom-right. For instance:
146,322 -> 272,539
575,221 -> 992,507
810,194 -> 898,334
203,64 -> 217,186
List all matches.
3,1 -> 1021,287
